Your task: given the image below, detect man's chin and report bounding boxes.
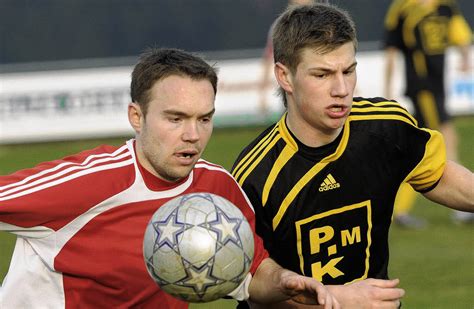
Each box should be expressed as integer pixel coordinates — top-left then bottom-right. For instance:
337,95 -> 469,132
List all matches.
167,167 -> 194,183
333,115 -> 349,127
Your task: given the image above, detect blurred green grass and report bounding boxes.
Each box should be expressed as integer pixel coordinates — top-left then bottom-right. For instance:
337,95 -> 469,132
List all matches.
1,118 -> 473,308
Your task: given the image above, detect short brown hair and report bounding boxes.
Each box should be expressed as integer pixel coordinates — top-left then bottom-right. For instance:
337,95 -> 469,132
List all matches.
130,48 -> 218,115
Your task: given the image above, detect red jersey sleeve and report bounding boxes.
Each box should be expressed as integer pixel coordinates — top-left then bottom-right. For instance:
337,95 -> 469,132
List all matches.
0,144 -> 134,235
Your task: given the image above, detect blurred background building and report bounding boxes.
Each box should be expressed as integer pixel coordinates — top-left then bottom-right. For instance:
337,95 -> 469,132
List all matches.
0,0 -> 473,143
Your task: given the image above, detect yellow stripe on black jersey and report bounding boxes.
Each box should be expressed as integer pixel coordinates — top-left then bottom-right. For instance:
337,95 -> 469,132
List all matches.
350,97 -> 417,126
232,124 -> 281,184
231,97 -> 445,284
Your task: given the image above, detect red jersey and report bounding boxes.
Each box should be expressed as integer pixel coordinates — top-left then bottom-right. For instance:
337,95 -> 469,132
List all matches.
0,139 -> 268,308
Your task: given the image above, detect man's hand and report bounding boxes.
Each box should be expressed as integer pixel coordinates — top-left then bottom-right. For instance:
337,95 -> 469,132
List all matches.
278,269 -> 340,308
327,278 -> 405,309
248,258 -> 340,308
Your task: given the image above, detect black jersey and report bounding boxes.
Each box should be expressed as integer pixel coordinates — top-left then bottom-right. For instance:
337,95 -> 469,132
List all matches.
231,97 -> 445,284
384,0 -> 472,98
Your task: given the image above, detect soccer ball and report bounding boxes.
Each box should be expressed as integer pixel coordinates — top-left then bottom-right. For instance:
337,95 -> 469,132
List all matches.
143,192 -> 255,302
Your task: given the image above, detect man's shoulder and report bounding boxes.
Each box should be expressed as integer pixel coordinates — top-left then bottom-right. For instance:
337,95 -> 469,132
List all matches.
1,142 -> 133,185
66,143 -> 129,161
194,159 -> 228,174
0,142 -> 135,216
350,97 -> 418,127
52,142 -> 134,179
232,123 -> 278,164
194,159 -> 236,183
353,96 -> 395,104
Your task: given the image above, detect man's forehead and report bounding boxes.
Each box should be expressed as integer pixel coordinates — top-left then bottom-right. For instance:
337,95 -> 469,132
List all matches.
299,44 -> 356,66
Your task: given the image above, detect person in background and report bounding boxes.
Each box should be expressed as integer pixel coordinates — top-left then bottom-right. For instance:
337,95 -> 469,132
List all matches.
0,48 -> 339,309
258,0 -> 315,116
384,0 -> 473,226
232,3 -> 473,308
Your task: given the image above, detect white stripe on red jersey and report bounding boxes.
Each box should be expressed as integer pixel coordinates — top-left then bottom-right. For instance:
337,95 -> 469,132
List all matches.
0,145 -> 131,200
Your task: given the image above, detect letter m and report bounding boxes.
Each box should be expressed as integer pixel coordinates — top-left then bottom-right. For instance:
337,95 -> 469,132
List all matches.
341,226 -> 361,247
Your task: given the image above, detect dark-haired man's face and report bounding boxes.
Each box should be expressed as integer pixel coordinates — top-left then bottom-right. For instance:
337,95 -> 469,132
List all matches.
131,75 -> 215,182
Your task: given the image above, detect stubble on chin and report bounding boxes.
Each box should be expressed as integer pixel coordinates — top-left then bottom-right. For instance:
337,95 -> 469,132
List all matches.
155,163 -> 194,183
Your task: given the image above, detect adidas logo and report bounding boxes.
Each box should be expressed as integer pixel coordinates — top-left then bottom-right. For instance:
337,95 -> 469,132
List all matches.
319,174 -> 340,192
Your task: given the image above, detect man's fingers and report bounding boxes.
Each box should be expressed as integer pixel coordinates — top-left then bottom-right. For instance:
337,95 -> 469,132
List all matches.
363,278 -> 405,302
366,278 -> 400,288
282,276 -> 304,295
379,299 -> 402,309
283,275 -> 342,308
285,277 -> 324,305
375,287 -> 406,301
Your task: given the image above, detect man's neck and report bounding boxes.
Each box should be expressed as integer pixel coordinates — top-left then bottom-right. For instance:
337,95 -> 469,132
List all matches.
285,114 -> 344,148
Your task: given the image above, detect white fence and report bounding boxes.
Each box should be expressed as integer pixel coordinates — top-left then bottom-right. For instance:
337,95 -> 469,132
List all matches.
0,48 -> 472,144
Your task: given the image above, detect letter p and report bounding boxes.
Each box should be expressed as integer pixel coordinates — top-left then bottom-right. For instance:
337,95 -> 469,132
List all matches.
309,226 -> 334,254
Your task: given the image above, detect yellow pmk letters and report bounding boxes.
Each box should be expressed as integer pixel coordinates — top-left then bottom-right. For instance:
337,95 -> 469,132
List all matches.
296,201 -> 372,284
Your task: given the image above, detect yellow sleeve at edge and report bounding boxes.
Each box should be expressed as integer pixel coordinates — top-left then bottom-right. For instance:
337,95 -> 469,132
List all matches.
407,129 -> 446,191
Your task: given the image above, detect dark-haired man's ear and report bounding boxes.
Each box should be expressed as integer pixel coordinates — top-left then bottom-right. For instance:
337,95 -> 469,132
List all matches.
128,102 -> 144,134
